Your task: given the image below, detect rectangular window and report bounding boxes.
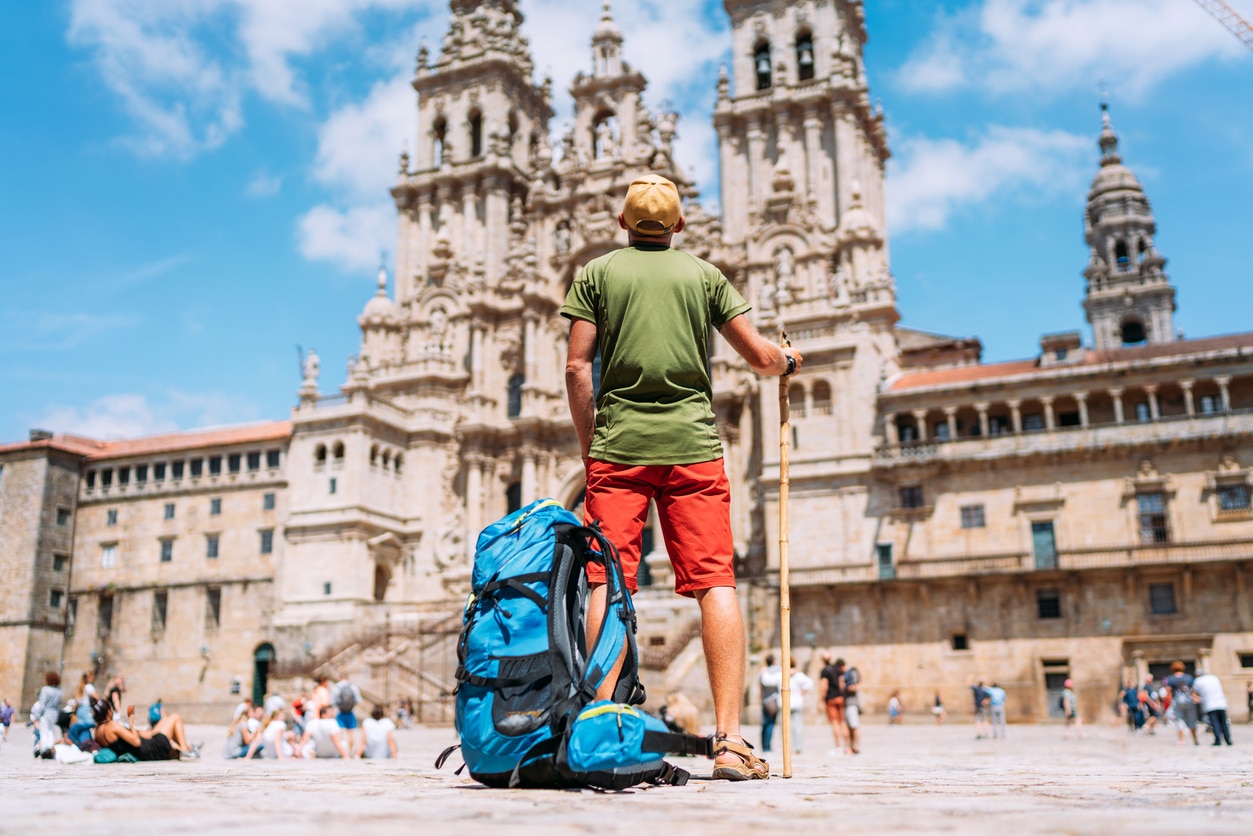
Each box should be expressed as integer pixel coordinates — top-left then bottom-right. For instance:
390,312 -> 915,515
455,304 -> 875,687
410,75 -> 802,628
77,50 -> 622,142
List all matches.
1032,521 -> 1057,570
1023,413 -> 1044,431
164,502 -> 175,520
209,456 -> 222,475
1149,582 -> 1177,615
247,451 -> 261,471
98,594 -> 114,633
53,554 -> 68,572
1218,484 -> 1251,511
263,492 -> 275,511
951,634 -> 969,651
118,466 -> 130,485
210,497 -> 221,516
206,534 -> 219,559
324,582 -> 332,595
1036,589 -> 1062,619
1239,653 -> 1253,669
101,544 -> 117,568
135,464 -> 148,483
1138,492 -> 1170,543
329,477 -> 337,495
107,508 -> 118,526
190,458 -> 203,478
960,504 -> 986,529
1199,394 -> 1220,414
152,590 -> 168,632
101,469 -> 113,487
160,539 -> 173,562
899,486 -> 924,509
876,543 -> 894,580
205,587 -> 221,629
56,507 -> 71,526
86,470 -> 96,489
266,450 -> 281,469
153,462 -> 166,481
1135,402 -> 1151,423
50,589 -> 63,609
171,460 -> 184,480
259,529 -> 274,555
228,453 -> 242,473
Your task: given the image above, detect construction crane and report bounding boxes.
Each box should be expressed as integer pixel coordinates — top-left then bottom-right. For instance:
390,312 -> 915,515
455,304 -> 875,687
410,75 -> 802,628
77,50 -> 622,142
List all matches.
1193,0 -> 1253,52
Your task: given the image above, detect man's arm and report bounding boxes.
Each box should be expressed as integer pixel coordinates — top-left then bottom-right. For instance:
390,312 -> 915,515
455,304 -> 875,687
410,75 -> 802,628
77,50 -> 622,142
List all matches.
719,314 -> 803,376
565,318 -> 598,461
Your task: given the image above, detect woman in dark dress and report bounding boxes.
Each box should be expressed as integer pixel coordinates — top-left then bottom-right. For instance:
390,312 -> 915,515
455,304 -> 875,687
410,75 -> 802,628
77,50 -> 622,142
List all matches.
91,699 -> 198,760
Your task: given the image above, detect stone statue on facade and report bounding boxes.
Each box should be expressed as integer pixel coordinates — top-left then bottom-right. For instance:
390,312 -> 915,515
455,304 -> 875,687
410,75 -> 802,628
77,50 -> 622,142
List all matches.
302,349 -> 320,390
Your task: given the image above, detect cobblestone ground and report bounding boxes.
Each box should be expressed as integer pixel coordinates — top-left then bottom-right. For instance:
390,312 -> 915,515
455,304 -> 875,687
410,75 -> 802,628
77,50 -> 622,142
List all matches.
2,718 -> 1250,835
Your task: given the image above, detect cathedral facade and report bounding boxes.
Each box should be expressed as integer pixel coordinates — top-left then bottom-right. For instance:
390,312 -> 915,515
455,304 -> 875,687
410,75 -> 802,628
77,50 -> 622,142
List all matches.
3,0 -> 1251,723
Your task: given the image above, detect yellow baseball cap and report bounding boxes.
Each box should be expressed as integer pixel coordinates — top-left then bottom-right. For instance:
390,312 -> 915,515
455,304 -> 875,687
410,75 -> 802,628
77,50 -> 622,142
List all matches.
622,174 -> 681,236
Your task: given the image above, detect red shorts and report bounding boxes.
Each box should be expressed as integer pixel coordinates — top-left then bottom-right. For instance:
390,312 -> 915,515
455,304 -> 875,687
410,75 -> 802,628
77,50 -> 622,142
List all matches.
583,458 -> 736,597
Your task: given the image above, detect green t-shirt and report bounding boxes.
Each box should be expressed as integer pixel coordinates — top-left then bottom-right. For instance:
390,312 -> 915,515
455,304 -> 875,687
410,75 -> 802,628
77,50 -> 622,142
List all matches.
561,243 -> 751,465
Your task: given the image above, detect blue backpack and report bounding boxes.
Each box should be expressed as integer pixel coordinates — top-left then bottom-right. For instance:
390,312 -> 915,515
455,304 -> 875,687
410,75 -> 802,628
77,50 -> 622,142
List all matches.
436,499 -> 712,789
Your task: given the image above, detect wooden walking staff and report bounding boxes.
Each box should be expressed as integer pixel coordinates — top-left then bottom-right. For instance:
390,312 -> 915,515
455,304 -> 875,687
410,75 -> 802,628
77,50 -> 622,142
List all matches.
778,330 -> 794,778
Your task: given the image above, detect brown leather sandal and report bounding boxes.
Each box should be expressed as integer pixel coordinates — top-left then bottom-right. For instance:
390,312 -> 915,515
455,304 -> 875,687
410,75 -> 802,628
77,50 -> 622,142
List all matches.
711,734 -> 770,781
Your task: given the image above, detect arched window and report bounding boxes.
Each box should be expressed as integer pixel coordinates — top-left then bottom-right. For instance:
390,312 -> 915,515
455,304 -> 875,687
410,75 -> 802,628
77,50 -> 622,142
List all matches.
393,453 -> 403,475
332,441 -> 345,460
754,42 -> 772,90
812,380 -> 832,415
506,482 -> 522,515
789,383 -> 806,418
1114,239 -> 1129,269
469,110 -> 483,158
252,643 -> 275,706
507,373 -> 525,418
369,444 -> 379,467
796,32 -> 815,81
1121,319 -> 1146,346
507,111 -> 519,148
373,564 -> 390,602
433,116 -> 447,167
315,444 -> 327,465
381,449 -> 392,470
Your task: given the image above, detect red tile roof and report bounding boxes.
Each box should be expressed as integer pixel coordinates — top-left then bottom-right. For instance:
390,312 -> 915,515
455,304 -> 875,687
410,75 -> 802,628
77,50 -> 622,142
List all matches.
890,360 -> 1040,391
0,421 -> 292,461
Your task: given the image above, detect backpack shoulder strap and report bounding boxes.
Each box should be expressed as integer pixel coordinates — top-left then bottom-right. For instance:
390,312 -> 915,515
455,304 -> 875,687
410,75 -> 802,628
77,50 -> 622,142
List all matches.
641,730 -> 715,759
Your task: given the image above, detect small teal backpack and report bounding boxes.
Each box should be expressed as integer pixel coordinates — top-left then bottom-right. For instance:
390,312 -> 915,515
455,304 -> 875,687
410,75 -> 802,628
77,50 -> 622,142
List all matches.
436,499 -> 711,789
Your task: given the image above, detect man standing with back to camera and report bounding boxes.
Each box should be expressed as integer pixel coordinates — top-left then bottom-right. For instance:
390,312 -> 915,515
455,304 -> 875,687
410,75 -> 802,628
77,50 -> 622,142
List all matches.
563,173 -> 803,781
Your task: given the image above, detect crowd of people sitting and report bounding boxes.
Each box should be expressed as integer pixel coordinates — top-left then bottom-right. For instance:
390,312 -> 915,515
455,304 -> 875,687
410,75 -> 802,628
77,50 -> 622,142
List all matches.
222,675 -> 398,760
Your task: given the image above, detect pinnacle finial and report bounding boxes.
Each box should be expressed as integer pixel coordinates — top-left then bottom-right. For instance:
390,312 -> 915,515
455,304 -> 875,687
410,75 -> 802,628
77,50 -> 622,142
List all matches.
376,263 -> 388,295
1099,100 -> 1121,166
602,0 -> 613,21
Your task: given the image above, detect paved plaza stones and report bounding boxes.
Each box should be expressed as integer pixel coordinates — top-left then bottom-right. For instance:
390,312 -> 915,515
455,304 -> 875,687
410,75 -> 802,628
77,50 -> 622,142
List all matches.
3,720 -> 1250,834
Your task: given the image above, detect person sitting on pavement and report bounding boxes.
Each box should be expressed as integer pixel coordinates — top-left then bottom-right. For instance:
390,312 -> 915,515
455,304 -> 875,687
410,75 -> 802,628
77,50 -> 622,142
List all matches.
253,708 -> 297,760
359,705 -> 397,759
92,699 -> 199,760
224,704 -> 264,759
301,705 -> 350,759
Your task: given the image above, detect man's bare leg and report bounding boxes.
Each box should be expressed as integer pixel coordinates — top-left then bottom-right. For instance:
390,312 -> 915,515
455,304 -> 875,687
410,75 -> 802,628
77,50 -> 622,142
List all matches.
694,586 -> 748,765
586,583 -> 627,701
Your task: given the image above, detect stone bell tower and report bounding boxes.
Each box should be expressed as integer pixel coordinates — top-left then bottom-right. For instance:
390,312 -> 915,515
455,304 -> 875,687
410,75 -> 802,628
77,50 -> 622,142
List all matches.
1082,103 -> 1176,351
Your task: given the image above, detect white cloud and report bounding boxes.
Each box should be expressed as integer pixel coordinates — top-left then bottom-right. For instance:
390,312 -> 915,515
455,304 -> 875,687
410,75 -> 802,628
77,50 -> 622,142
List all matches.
886,126 -> 1090,234
897,0 -> 1243,98
33,390 -> 260,440
313,77 -> 417,198
66,0 -> 437,158
245,170 -> 283,197
297,202 -> 395,273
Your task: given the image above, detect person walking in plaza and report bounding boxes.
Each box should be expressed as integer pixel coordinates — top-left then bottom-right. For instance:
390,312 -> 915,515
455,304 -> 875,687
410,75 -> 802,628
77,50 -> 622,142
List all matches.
819,654 -> 849,754
331,675 -> 363,753
842,662 -> 862,754
1,697 -> 13,742
787,659 -> 814,754
986,681 -> 1007,739
887,691 -> 903,725
1061,678 -> 1085,740
563,173 -> 802,782
31,672 -> 63,756
1192,668 -> 1233,746
1163,661 -> 1199,746
932,691 -> 946,725
969,679 -> 990,739
758,654 -> 782,753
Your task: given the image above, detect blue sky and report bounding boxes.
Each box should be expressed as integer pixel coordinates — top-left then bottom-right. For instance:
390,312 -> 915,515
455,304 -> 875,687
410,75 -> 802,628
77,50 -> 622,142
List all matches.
2,0 -> 1252,443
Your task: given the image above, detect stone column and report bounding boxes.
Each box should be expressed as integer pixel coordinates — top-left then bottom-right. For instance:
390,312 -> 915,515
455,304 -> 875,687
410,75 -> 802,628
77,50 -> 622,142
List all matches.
462,185 -> 478,261
746,118 -> 766,207
1215,376 -> 1232,413
1075,392 -> 1090,428
975,402 -> 990,437
521,449 -> 538,505
465,455 -> 484,541
1179,379 -> 1196,417
803,107 -> 821,200
912,409 -> 928,442
417,191 -> 433,290
1008,400 -> 1023,435
1143,384 -> 1160,421
1041,396 -> 1056,431
523,314 -> 538,387
883,413 -> 899,446
944,407 -> 958,442
1109,388 -> 1125,425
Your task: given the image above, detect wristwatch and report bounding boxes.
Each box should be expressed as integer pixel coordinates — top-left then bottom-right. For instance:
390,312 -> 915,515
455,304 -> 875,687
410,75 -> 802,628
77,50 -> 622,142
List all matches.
784,354 -> 796,376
